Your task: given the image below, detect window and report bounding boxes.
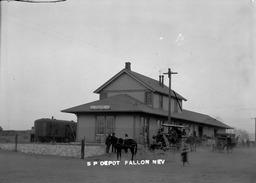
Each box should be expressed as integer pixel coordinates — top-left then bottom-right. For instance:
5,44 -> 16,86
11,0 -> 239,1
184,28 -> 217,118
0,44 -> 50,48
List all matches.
159,95 -> 163,109
96,116 -> 105,135
140,117 -> 144,136
96,116 -> 115,135
174,100 -> 178,112
145,92 -> 152,105
106,116 -> 115,135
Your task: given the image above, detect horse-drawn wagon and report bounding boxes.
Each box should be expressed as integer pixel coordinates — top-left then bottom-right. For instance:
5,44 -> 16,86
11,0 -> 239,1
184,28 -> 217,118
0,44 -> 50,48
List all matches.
148,124 -> 188,151
138,124 -> 189,159
211,133 -> 236,153
112,124 -> 190,160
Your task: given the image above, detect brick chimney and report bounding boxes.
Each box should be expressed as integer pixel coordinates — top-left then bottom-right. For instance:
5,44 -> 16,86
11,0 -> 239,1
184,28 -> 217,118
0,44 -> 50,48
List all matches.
125,62 -> 131,70
161,75 -> 164,87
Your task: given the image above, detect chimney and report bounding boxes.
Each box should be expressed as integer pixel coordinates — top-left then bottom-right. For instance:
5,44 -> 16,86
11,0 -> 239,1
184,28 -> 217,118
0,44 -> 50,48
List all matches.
161,75 -> 164,87
125,62 -> 131,71
159,75 -> 162,86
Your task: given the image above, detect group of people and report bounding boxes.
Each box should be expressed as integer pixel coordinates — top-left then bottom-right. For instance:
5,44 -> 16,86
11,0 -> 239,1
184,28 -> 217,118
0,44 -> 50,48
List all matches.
150,127 -> 188,150
105,133 -> 128,154
241,139 -> 250,148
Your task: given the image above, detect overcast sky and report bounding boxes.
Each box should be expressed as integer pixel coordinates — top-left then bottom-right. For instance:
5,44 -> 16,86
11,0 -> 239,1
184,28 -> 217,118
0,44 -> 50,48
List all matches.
0,0 -> 255,135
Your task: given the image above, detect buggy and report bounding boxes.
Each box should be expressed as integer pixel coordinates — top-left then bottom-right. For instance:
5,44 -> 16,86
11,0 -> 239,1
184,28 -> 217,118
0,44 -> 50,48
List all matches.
212,133 -> 236,153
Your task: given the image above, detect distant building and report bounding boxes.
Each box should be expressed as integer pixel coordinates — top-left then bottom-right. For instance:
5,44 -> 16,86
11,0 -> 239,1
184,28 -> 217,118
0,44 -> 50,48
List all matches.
62,62 -> 231,144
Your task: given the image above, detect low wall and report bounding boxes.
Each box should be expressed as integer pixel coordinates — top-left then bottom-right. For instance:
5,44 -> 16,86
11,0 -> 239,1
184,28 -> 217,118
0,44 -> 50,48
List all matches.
0,143 -> 105,158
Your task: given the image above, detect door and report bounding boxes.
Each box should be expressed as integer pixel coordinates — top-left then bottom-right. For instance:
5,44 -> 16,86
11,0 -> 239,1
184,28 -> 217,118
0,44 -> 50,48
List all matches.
198,126 -> 203,138
139,117 -> 149,146
95,116 -> 115,143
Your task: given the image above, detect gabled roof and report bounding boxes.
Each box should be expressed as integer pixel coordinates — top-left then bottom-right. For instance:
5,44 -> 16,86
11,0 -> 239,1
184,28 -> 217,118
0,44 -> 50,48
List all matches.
94,68 -> 187,101
62,94 -> 231,129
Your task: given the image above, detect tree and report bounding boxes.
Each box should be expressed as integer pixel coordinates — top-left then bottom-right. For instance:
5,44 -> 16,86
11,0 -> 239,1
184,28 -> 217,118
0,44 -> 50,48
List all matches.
0,126 -> 3,133
233,128 -> 250,141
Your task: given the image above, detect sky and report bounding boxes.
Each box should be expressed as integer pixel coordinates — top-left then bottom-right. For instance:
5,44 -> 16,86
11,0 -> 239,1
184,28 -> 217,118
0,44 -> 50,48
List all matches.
0,0 -> 256,135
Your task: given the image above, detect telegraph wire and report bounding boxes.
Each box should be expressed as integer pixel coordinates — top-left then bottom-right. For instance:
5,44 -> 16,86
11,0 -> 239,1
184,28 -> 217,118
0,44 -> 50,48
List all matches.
1,10 -> 138,63
0,0 -> 66,3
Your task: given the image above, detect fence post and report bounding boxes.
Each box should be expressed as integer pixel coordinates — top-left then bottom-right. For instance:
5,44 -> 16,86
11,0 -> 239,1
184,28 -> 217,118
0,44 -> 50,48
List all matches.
14,134 -> 18,152
81,139 -> 85,159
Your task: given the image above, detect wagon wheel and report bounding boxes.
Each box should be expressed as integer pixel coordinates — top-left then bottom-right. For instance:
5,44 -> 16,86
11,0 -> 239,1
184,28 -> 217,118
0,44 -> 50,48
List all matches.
215,141 -> 225,152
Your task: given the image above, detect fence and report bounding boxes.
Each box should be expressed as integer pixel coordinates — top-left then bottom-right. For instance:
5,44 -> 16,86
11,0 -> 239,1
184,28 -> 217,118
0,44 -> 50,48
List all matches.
0,136 -> 105,159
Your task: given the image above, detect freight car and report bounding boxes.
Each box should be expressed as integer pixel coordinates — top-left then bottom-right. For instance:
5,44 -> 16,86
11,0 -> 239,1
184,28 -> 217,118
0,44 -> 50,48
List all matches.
34,118 -> 76,143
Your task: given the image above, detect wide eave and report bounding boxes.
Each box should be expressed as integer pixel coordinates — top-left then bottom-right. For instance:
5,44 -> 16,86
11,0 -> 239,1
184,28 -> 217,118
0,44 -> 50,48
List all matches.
62,94 -> 231,129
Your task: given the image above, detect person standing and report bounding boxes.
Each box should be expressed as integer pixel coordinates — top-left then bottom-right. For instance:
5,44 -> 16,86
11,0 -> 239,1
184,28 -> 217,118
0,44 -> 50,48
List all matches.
111,133 -> 117,153
246,139 -> 250,148
181,145 -> 189,166
30,127 -> 35,142
105,134 -> 111,154
182,129 -> 187,136
226,135 -> 232,153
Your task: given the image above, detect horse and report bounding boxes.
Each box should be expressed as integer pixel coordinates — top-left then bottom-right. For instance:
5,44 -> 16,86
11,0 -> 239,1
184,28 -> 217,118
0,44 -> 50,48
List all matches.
116,138 -> 137,161
186,136 -> 197,152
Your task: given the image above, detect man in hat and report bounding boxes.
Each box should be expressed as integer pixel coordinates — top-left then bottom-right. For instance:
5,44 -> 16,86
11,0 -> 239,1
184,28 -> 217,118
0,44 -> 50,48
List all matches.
111,133 -> 118,153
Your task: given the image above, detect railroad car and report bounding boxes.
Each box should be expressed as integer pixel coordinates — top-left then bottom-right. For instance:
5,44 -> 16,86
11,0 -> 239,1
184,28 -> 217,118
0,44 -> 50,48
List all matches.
34,118 -> 76,143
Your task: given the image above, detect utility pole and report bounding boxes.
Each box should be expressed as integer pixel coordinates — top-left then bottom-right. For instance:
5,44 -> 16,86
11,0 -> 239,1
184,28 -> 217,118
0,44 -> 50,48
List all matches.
251,118 -> 256,144
163,68 -> 178,124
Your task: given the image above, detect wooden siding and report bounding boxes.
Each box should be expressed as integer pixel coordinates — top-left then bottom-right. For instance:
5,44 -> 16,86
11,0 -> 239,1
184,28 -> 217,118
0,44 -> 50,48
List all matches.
115,115 -> 134,139
103,73 -> 146,91
107,91 -> 145,104
148,117 -> 158,144
77,115 -> 95,143
99,73 -> 182,112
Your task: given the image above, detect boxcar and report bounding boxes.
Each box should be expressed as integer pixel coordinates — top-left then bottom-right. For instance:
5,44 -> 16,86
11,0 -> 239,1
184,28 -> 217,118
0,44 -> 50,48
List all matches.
34,118 -> 77,143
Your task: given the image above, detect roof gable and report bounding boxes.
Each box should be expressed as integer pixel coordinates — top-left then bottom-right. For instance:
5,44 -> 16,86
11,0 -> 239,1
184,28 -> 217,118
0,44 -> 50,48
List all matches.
99,71 -> 149,91
94,68 -> 186,101
94,69 -> 155,93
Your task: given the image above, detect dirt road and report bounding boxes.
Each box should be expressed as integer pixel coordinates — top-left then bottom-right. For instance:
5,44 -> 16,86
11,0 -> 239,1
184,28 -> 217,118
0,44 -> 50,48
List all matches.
1,147 -> 256,183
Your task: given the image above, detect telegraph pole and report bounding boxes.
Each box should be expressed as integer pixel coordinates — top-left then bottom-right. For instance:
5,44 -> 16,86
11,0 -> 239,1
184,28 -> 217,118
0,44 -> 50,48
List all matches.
251,118 -> 256,144
163,68 -> 178,124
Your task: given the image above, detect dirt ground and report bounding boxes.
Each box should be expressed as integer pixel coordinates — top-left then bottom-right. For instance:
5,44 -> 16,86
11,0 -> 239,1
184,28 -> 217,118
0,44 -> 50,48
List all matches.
1,147 -> 256,183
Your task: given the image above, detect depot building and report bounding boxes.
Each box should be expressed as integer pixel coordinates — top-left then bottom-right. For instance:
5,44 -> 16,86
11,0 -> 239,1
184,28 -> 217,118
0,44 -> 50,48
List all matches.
62,62 -> 231,145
